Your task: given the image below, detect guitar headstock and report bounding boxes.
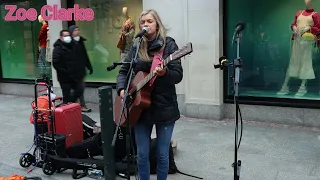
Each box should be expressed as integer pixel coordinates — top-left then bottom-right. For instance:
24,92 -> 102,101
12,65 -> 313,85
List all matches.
171,42 -> 193,60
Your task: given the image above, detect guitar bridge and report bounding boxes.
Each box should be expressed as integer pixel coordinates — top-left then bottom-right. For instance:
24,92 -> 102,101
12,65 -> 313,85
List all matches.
129,91 -> 137,100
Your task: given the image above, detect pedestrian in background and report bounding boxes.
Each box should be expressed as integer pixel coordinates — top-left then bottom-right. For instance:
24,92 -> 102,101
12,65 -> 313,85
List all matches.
69,25 -> 93,112
52,30 -> 85,104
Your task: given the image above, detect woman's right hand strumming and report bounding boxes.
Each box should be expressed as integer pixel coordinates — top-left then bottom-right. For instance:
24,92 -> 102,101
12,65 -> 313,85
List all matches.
120,89 -> 125,99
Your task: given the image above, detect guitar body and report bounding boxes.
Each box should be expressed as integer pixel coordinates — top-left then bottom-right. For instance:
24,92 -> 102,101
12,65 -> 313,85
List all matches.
113,42 -> 193,127
114,71 -> 153,127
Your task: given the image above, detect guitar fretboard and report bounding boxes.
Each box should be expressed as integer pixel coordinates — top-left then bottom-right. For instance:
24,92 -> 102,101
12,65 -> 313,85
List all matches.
135,54 -> 172,91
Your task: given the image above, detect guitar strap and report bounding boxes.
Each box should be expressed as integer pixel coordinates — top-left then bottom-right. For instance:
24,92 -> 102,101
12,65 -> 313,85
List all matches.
149,48 -> 164,86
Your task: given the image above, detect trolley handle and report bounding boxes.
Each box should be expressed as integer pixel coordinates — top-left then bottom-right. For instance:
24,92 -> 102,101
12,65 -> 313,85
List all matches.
34,79 -> 53,110
37,82 -> 47,86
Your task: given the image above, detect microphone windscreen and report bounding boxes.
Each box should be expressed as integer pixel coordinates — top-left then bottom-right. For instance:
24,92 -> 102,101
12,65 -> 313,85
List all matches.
236,21 -> 246,31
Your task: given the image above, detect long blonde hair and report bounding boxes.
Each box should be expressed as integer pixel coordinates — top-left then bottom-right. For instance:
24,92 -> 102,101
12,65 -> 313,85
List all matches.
138,9 -> 167,61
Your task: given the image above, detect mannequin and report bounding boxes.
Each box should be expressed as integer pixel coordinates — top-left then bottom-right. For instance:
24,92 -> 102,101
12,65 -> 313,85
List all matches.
117,7 -> 135,61
37,15 -> 50,78
278,0 -> 320,96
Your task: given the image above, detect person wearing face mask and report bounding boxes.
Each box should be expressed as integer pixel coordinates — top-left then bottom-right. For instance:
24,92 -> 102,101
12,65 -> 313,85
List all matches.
52,30 -> 85,104
68,25 -> 93,112
116,9 -> 183,180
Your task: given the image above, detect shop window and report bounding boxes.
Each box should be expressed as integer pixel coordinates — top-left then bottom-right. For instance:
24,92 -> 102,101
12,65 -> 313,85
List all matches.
74,0 -> 143,83
226,0 -> 320,100
0,0 -> 48,80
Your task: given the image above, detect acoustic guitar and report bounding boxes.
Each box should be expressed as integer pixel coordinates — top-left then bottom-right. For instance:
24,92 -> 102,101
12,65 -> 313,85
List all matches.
114,42 -> 193,127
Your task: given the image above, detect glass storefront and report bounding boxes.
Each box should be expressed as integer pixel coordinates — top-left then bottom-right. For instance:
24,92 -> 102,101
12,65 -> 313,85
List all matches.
226,0 -> 320,100
0,0 -> 48,79
74,0 -> 143,83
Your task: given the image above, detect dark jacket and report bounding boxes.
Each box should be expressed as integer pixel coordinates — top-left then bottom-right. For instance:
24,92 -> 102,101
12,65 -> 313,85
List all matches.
52,38 -> 93,83
73,36 -> 93,75
116,36 -> 183,124
52,39 -> 84,83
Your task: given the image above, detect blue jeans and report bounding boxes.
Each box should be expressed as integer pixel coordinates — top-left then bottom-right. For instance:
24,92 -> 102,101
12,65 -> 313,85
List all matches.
37,47 -> 51,78
134,121 -> 175,180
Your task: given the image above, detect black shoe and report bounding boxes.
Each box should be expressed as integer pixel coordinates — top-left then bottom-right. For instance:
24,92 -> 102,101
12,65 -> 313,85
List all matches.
81,106 -> 92,112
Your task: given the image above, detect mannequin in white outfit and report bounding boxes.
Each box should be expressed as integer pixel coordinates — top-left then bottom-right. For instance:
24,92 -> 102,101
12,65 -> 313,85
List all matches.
278,0 -> 319,96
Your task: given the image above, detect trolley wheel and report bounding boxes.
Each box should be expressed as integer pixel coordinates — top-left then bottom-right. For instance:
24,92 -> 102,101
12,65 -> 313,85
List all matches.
42,162 -> 55,175
19,153 -> 35,168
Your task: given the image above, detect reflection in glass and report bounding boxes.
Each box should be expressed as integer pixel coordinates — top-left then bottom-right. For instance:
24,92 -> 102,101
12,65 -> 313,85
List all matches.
75,0 -> 142,83
0,0 -> 46,79
227,0 -> 320,100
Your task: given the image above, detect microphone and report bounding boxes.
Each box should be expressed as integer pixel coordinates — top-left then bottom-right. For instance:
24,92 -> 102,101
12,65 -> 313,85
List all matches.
214,56 -> 228,70
107,62 -> 131,71
231,21 -> 246,44
107,64 -> 117,71
235,21 -> 246,34
135,27 -> 149,38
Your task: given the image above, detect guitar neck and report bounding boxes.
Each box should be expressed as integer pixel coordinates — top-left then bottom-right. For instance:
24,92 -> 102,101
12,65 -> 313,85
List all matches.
132,42 -> 193,92
135,55 -> 172,91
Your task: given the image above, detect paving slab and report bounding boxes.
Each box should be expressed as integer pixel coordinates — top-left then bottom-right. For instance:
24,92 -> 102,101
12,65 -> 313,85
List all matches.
0,94 -> 319,180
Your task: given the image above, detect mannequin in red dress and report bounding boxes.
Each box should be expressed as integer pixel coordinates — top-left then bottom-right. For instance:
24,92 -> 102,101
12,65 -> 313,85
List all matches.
278,0 -> 320,96
37,15 -> 50,78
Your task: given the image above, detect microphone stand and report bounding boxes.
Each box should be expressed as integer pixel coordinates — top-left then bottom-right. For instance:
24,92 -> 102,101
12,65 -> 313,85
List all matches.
232,32 -> 242,180
213,31 -> 243,180
111,37 -> 143,180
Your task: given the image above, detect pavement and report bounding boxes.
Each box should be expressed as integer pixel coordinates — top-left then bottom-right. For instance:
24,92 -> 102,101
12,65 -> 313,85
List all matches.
0,94 -> 319,180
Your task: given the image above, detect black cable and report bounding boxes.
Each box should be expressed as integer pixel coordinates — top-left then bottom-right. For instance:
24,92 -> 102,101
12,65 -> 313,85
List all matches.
121,110 -> 139,180
237,103 -> 243,150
